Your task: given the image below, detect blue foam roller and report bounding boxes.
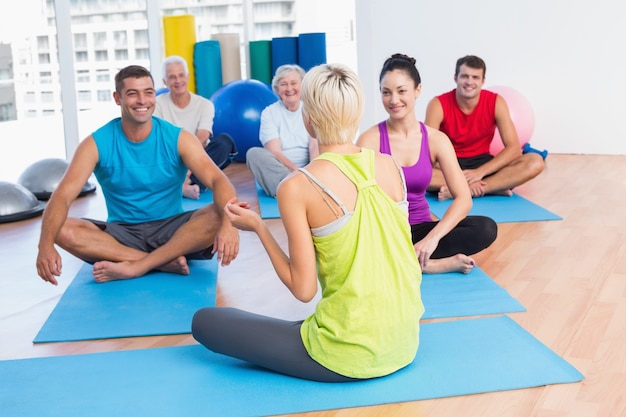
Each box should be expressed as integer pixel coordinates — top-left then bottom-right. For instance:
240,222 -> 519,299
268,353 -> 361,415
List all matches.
271,36 -> 298,75
298,32 -> 327,71
194,40 -> 223,100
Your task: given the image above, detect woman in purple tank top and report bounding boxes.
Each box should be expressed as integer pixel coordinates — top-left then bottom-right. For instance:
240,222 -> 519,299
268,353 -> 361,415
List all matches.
358,54 -> 497,274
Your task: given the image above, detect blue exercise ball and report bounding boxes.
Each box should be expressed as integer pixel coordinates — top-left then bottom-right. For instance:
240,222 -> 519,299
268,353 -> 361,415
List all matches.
211,79 -> 278,162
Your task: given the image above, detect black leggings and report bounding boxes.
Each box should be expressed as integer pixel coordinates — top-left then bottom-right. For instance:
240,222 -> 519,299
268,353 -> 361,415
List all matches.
411,216 -> 497,258
192,307 -> 358,382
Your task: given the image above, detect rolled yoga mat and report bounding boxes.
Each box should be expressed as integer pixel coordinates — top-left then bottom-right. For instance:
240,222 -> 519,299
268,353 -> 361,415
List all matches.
194,40 -> 223,100
163,14 -> 197,93
271,36 -> 298,75
249,40 -> 272,86
211,33 -> 242,84
297,32 -> 327,71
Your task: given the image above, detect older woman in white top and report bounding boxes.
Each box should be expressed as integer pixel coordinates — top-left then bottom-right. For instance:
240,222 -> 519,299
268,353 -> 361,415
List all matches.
246,64 -> 319,197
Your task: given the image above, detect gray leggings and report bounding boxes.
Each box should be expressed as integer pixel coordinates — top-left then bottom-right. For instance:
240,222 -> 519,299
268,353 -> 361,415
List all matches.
245,147 -> 291,197
191,307 -> 357,382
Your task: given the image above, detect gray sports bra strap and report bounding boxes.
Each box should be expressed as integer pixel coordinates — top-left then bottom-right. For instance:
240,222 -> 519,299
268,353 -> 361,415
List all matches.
390,157 -> 408,200
299,168 -> 349,215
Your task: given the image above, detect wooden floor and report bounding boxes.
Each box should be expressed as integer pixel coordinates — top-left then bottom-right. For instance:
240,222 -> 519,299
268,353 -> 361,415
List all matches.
1,154 -> 625,417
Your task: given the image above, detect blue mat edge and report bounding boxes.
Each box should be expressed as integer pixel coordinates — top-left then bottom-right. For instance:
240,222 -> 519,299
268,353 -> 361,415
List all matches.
5,316 -> 584,417
426,192 -> 562,223
255,180 -> 280,218
32,259 -> 219,344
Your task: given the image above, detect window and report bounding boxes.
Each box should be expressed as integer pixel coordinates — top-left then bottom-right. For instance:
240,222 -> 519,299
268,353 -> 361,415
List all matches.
78,90 -> 92,102
135,48 -> 149,60
113,30 -> 127,47
77,70 -> 90,83
93,32 -> 107,48
40,71 -> 53,84
96,70 -> 110,82
134,29 -> 148,45
75,51 -> 89,62
41,91 -> 54,103
95,50 -> 108,61
97,90 -> 111,102
115,49 -> 128,61
37,36 -> 50,50
74,33 -> 88,49
38,53 -> 51,64
0,103 -> 15,122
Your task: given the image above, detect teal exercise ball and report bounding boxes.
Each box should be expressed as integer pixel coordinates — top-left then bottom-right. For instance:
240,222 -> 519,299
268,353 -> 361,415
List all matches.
211,80 -> 278,162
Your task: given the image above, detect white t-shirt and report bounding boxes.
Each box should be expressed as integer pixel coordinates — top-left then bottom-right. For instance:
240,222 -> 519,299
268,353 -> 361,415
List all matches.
155,92 -> 215,136
259,100 -> 310,167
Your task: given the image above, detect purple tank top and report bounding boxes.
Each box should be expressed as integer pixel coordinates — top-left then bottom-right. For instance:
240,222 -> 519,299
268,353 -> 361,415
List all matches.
378,121 -> 433,225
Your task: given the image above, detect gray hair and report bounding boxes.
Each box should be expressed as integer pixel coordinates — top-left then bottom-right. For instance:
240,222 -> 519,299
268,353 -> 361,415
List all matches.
271,64 -> 306,92
161,55 -> 189,81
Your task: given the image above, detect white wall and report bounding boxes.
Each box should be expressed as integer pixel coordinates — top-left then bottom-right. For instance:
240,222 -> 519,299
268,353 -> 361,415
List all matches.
294,0 -> 357,71
355,0 -> 626,155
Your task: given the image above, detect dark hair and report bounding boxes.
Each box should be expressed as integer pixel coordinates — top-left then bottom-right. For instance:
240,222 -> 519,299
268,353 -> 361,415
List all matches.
379,53 -> 421,87
455,55 -> 486,78
115,65 -> 154,94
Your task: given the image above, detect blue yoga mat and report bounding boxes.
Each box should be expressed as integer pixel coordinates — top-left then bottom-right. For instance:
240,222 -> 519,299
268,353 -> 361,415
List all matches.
297,32 -> 327,71
181,189 -> 214,211
421,266 -> 524,319
33,259 -> 218,343
3,316 -> 583,417
194,40 -> 223,100
256,180 -> 280,218
271,36 -> 298,75
426,192 -> 562,223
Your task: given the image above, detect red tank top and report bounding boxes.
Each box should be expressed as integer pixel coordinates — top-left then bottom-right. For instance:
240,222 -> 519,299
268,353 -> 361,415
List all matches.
437,89 -> 497,158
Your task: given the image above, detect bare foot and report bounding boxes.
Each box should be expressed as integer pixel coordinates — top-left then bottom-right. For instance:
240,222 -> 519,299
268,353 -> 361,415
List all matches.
92,256 -> 190,283
157,256 -> 190,275
437,186 -> 453,201
491,189 -> 513,197
183,183 -> 200,200
422,254 -> 475,274
440,184 -> 513,200
93,260 -> 143,283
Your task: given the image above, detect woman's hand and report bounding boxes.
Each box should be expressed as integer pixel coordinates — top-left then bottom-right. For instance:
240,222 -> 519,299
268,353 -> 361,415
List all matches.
413,236 -> 439,269
223,198 -> 259,232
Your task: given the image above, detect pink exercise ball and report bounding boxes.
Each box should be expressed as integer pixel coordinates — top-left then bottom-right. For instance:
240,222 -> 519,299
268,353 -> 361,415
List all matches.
488,86 -> 535,154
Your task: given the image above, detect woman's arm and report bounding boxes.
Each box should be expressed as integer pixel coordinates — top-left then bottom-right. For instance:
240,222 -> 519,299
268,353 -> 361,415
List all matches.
224,173 -> 318,302
414,128 -> 472,266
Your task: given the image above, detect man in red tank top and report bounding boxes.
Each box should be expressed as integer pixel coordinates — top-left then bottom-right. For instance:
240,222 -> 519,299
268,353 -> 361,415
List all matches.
425,55 -> 544,200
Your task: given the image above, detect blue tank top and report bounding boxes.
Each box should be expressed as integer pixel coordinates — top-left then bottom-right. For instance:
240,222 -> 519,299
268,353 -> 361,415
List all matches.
378,121 -> 433,225
92,117 -> 187,223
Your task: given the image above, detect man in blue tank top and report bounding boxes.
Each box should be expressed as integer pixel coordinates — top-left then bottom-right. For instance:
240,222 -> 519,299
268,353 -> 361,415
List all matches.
36,65 -> 240,285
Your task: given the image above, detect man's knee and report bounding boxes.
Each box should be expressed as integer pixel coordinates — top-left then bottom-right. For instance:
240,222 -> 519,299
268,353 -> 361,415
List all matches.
246,146 -> 264,165
207,134 -> 237,170
246,147 -> 262,156
522,153 -> 545,176
56,218 -> 95,248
